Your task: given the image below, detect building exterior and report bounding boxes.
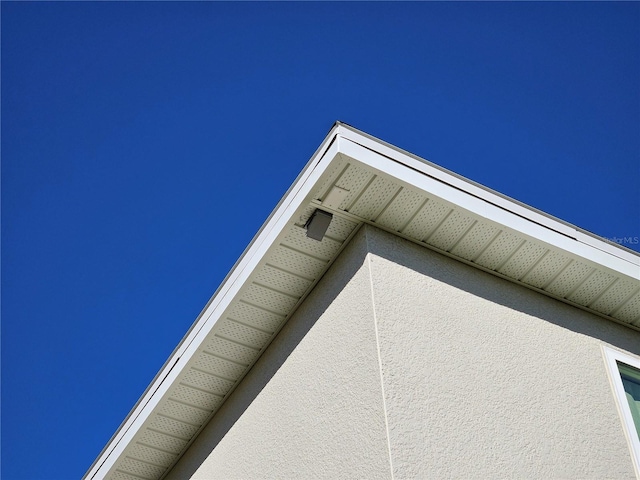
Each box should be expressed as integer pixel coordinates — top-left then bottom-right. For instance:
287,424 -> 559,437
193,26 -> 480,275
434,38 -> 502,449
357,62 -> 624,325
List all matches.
86,123 -> 640,480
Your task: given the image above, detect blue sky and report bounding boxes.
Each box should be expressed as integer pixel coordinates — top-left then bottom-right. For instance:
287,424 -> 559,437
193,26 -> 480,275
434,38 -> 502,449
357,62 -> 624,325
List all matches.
2,2 -> 638,478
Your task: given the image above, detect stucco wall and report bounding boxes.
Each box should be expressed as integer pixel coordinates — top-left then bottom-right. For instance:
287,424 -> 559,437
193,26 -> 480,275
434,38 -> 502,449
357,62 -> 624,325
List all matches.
365,227 -> 640,479
167,226 -> 640,479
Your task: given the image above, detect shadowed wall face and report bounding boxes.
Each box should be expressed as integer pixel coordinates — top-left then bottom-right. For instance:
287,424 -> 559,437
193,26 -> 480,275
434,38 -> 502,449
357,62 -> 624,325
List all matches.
166,228 -> 392,480
168,226 -> 640,479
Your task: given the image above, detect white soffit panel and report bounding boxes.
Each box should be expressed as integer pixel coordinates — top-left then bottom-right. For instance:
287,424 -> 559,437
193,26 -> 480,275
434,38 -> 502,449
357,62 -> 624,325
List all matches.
87,123 -> 640,480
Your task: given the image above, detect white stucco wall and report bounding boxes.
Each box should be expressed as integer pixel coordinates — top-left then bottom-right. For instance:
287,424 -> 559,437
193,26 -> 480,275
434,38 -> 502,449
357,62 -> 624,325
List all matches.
365,227 -> 639,479
167,226 -> 640,479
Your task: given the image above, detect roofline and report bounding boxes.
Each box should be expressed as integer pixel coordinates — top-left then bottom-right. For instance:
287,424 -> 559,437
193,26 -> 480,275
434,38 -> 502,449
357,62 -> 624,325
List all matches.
86,122 -> 639,479
335,137 -> 637,279
84,124 -> 344,479
336,122 -> 639,266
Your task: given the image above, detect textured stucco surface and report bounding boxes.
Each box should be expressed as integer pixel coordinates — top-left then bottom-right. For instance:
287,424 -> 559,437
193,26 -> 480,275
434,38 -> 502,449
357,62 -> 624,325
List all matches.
166,228 -> 391,480
365,226 -> 640,479
167,226 -> 640,479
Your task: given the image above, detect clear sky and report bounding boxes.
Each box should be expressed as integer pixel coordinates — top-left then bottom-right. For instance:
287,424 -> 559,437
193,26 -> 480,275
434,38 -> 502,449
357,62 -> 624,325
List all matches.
2,2 -> 639,479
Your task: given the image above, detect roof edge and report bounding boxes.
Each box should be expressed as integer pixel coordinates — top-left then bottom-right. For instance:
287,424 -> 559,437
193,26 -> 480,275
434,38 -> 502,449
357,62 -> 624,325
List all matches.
336,123 -> 639,266
86,122 -> 639,479
335,124 -> 639,271
84,123 -> 344,479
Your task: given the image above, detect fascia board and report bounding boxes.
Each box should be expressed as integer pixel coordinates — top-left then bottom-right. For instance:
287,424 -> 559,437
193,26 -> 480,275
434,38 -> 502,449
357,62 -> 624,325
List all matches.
336,124 -> 639,266
85,128 -> 343,480
576,230 -> 640,264
336,136 -> 640,281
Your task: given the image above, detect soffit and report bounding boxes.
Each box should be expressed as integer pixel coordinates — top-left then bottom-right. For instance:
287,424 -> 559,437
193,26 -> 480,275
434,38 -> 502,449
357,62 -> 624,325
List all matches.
318,149 -> 640,326
86,123 -> 640,480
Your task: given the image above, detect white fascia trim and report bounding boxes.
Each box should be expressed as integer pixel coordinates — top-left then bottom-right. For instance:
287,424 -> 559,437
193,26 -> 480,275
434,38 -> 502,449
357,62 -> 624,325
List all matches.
602,346 -> 640,479
85,128 -> 343,479
335,134 -> 640,281
336,124 -> 640,267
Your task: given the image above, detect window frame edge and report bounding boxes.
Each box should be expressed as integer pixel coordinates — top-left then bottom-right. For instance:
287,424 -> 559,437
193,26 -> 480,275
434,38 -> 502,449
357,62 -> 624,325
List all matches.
603,345 -> 640,479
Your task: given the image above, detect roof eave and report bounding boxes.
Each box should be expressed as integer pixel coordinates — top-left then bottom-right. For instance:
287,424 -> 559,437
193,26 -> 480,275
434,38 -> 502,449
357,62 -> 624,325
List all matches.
84,125 -> 345,480
86,123 -> 639,480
